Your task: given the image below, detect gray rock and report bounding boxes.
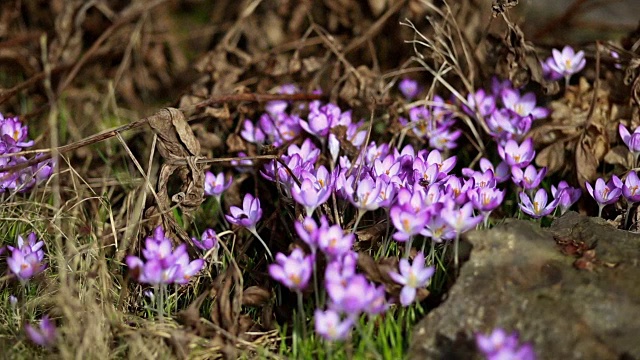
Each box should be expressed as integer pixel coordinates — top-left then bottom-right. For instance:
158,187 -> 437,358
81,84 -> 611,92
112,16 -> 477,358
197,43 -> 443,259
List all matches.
408,212 -> 640,360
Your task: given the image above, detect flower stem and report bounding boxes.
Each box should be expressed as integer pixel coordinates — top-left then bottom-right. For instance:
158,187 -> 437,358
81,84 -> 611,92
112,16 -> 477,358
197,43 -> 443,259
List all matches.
598,204 -> 604,219
382,210 -> 391,255
352,210 -> 364,234
296,291 -> 307,339
312,253 -> 321,308
156,285 -> 164,321
625,201 -> 634,230
249,228 -> 273,261
454,232 -> 461,272
405,236 -> 413,259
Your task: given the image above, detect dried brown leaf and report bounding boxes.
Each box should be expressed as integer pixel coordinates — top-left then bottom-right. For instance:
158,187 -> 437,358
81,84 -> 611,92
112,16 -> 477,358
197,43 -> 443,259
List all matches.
192,123 -> 223,151
576,125 -> 609,187
604,145 -> 634,169
536,141 -> 566,174
226,133 -> 247,153
242,286 -> 271,307
357,252 -> 383,283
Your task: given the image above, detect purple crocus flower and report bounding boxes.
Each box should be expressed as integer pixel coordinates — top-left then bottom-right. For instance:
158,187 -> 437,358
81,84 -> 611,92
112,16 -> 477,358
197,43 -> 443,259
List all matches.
390,204 -> 429,242
498,138 -> 536,168
141,227 -> 177,267
300,103 -> 348,139
314,309 -> 353,341
268,248 -> 314,291
173,251 -> 205,284
511,165 -> 547,190
388,252 -> 434,306
399,78 -> 420,99
240,119 -> 266,144
424,150 -> 456,177
423,211 -> 457,243
464,88 -> 496,118
501,89 -> 549,120
294,216 -> 327,252
619,123 -> 640,155
429,126 -> 462,151
225,193 -> 262,231
518,189 -> 559,219
265,84 -> 298,115
291,167 -> 333,216
25,315 -> 57,348
586,176 -> 622,217
344,174 -> 383,211
317,224 -> 354,259
443,176 -> 474,205
585,177 -> 622,205
373,155 -> 401,182
551,181 -> 582,215
622,171 -> 640,203
469,169 -> 496,189
204,171 -> 232,198
324,251 -> 358,286
413,160 -> 441,187
475,158 -> 510,183
476,328 -> 536,360
469,187 -> 505,212
287,138 -> 320,165
126,257 -> 176,285
192,228 -> 219,251
364,284 -> 389,316
0,116 -> 34,148
7,233 -> 46,281
127,226 -> 204,285
441,202 -> 484,234
546,45 -> 586,79
542,57 -> 564,81
326,274 -> 377,314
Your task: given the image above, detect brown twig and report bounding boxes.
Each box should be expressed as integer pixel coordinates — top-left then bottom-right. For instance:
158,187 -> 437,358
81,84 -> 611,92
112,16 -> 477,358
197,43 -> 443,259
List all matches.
0,92 -> 323,175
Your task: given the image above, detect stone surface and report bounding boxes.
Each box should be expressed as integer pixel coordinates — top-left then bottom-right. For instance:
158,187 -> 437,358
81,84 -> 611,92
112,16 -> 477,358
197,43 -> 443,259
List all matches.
408,212 -> 640,360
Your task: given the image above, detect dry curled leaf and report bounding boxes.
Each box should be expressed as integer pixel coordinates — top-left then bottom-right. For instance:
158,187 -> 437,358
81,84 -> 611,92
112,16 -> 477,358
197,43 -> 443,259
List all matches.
242,286 -> 271,307
536,141 -> 566,174
604,145 -> 634,169
146,108 -> 206,241
576,125 -> 608,187
226,133 -> 247,153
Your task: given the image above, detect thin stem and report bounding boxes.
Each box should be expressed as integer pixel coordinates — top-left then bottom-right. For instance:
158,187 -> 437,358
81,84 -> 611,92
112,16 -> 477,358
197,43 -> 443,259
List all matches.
352,210 -> 365,233
454,232 -> 460,272
382,209 -> 391,255
296,291 -> 307,339
156,284 -> 164,321
429,240 -> 436,265
483,211 -> 491,229
405,236 -> 414,259
597,204 -> 604,218
215,196 -> 230,230
249,228 -> 274,261
625,201 -> 634,229
312,252 -> 321,308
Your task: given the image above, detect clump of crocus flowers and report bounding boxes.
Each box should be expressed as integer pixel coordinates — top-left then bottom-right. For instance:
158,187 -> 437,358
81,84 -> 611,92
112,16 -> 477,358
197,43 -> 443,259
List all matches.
232,75 -> 587,353
126,226 -> 204,286
0,113 -> 53,193
7,232 -> 47,282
